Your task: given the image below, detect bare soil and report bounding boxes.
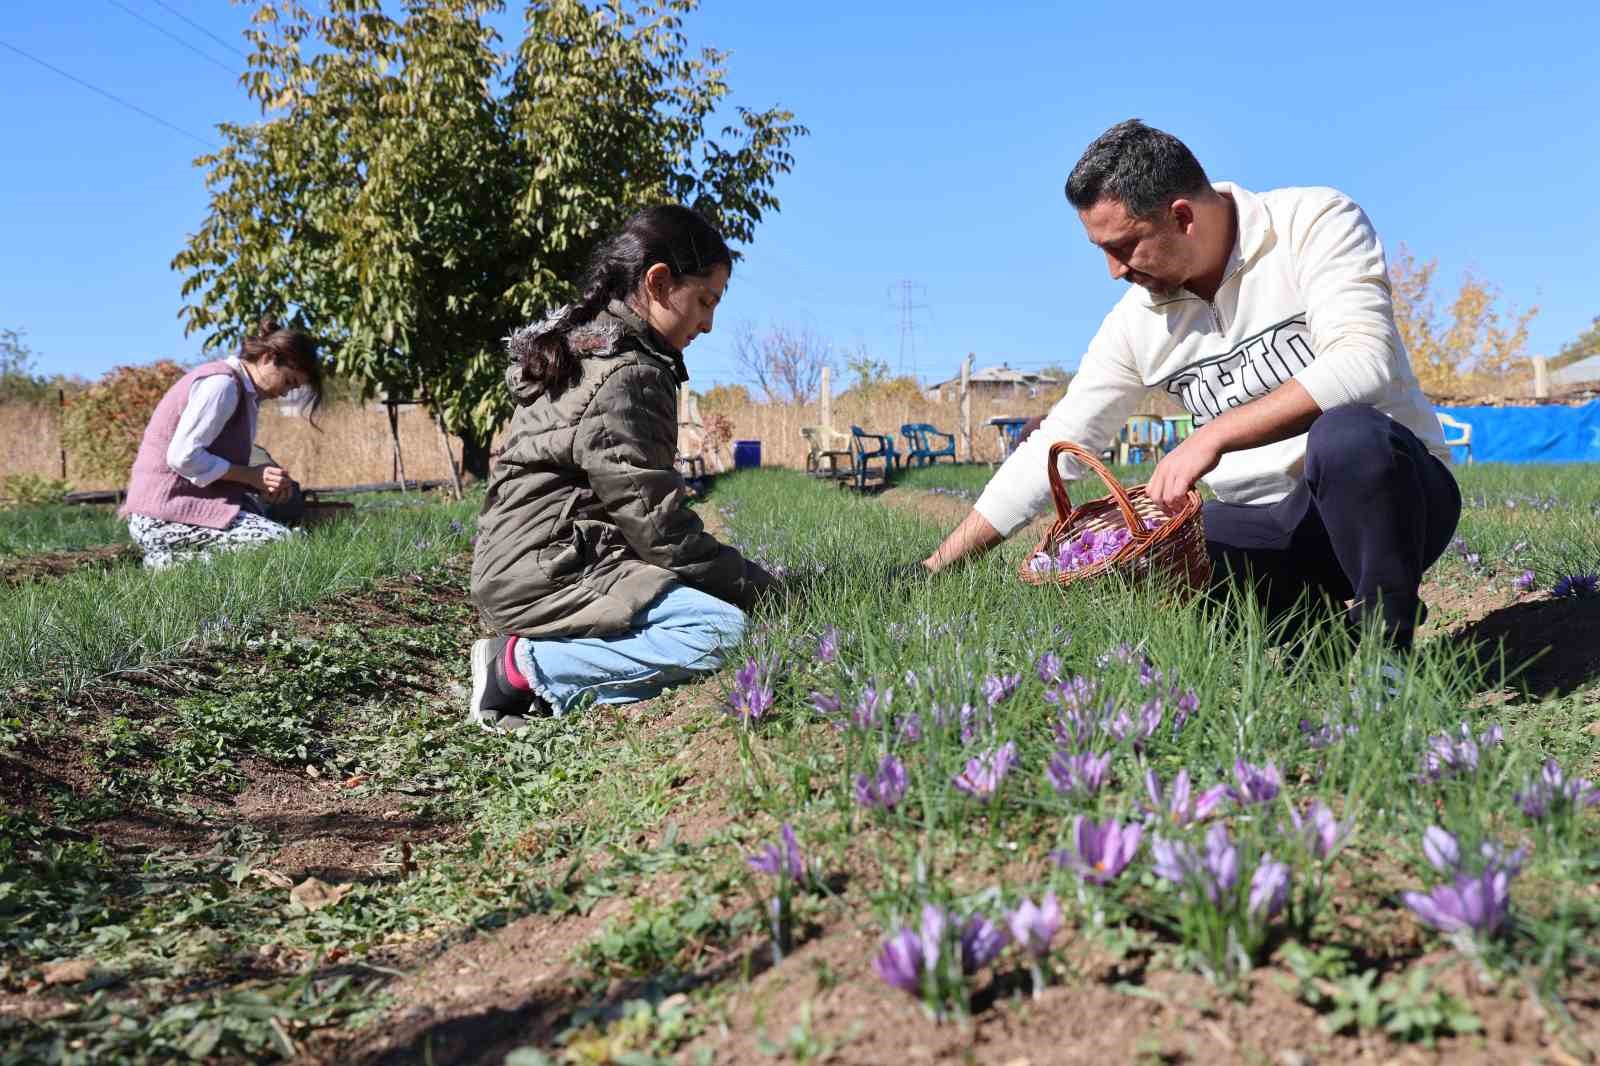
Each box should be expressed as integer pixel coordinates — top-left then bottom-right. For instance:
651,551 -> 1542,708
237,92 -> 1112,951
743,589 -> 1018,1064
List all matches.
0,544 -> 136,586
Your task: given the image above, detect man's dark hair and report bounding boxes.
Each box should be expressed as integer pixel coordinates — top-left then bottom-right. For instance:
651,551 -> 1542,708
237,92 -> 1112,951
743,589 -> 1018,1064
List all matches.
1065,119 -> 1211,219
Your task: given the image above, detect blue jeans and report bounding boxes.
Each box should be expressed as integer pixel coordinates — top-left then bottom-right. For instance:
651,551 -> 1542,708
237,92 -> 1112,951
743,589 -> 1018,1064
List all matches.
512,583 -> 747,714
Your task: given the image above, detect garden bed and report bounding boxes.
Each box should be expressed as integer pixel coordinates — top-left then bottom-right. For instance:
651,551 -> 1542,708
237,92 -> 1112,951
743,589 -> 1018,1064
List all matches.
2,468 -> 1597,1064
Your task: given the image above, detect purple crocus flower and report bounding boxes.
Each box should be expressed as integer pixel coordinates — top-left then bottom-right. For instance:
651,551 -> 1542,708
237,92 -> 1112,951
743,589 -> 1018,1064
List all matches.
874,927 -> 924,993
853,686 -> 893,730
815,626 -> 840,664
1052,815 -> 1143,885
1035,652 -> 1063,684
1478,840 -> 1528,877
1287,801 -> 1351,860
1053,709 -> 1097,752
1044,675 -> 1097,711
1005,892 -> 1061,958
1143,768 -> 1199,825
1138,659 -> 1162,687
982,673 -> 1022,708
1150,835 -> 1199,887
1419,722 -> 1504,782
1200,823 -> 1241,904
1171,689 -> 1199,734
1096,642 -> 1138,669
1045,750 -> 1112,797
958,912 -> 1010,974
919,903 -> 947,969
1516,758 -> 1600,818
810,690 -> 841,716
1227,759 -> 1282,805
747,823 -> 805,881
1552,573 -> 1599,598
896,713 -> 923,744
1133,698 -> 1164,752
1248,854 -> 1291,919
1422,825 -> 1461,874
1513,569 -> 1536,592
728,659 -> 775,722
1300,717 -> 1359,750
1402,867 -> 1514,937
957,703 -> 986,746
1194,783 -> 1232,819
854,754 -> 910,811
952,742 -> 1016,800
1103,707 -> 1135,744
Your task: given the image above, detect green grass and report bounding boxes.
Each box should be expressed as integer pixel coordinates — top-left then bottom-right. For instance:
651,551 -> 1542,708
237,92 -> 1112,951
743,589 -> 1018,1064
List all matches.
0,497 -> 478,694
701,467 -> 1600,1010
0,502 -> 129,556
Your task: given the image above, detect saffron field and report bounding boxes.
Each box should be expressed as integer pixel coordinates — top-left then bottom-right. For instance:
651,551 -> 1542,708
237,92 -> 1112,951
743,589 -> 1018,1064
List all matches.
1,466 -> 1597,1064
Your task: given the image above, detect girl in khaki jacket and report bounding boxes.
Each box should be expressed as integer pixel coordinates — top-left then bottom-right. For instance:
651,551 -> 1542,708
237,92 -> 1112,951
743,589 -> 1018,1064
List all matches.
468,206 -> 775,731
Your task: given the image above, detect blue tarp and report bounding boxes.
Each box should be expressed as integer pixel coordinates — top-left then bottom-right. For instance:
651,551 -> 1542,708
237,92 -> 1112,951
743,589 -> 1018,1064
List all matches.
1434,401 -> 1600,464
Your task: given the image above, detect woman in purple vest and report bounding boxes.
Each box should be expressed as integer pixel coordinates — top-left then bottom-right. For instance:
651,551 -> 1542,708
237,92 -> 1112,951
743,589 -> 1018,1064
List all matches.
119,319 -> 323,569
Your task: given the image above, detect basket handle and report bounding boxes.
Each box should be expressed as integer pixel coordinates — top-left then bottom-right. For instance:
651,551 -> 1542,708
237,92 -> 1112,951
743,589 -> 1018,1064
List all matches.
1046,440 -> 1146,534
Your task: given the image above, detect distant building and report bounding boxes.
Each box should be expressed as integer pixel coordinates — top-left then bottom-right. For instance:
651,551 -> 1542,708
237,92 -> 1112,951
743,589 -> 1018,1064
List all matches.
924,363 -> 1064,402
1550,354 -> 1600,388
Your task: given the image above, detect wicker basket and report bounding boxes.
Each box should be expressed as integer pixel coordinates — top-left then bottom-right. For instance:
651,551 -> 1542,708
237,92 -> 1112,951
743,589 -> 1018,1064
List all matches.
1017,441 -> 1211,593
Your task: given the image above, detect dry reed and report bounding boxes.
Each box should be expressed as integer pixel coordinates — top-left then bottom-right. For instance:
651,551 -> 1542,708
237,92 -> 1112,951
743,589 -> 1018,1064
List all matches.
0,385 -> 1184,491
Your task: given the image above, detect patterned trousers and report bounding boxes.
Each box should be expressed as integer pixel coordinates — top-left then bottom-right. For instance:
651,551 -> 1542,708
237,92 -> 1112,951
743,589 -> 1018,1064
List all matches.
127,510 -> 296,570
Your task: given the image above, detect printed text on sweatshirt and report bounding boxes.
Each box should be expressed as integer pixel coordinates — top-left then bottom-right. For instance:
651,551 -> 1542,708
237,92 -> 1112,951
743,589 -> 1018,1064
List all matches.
974,183 -> 1447,538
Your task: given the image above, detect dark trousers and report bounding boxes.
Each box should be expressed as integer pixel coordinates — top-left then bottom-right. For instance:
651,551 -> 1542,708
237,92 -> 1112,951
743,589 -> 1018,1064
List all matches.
1203,405 -> 1461,650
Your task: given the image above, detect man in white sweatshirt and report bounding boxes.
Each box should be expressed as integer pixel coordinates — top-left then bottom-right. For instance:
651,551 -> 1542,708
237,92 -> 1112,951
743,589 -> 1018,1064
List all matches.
922,120 -> 1460,650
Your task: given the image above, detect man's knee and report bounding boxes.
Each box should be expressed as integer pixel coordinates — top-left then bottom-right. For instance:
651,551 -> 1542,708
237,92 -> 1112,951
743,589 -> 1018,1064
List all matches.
1306,405 -> 1391,482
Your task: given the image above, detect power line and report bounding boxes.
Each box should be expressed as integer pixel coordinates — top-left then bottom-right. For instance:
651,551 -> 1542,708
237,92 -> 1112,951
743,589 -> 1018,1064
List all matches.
107,0 -> 238,77
148,0 -> 250,60
889,279 -> 928,379
0,39 -> 217,148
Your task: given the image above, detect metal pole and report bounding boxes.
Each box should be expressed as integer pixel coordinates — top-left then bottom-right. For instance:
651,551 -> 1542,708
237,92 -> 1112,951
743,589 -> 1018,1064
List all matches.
58,388 -> 67,480
959,353 -> 973,462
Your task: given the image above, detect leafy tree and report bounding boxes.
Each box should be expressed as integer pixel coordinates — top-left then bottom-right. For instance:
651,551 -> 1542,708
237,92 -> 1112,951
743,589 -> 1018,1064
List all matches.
698,382 -> 751,410
843,348 -> 892,393
1553,315 -> 1599,370
0,329 -> 89,404
173,0 -> 805,477
1388,245 -> 1537,396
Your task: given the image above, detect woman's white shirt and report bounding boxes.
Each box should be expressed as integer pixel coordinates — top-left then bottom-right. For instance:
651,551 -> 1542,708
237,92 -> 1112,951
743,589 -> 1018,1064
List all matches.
165,357 -> 258,486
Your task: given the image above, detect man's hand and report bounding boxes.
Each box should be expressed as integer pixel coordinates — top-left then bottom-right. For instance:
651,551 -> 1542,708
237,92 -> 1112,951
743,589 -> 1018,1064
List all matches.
1146,430 -> 1221,512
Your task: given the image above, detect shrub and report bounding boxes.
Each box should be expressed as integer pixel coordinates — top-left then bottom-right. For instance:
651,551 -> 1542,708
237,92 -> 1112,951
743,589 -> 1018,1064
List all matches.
60,361 -> 187,483
0,474 -> 71,508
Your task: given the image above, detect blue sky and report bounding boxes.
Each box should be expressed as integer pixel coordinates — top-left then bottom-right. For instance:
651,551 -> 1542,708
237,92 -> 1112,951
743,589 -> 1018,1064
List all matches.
4,1 -> 1598,391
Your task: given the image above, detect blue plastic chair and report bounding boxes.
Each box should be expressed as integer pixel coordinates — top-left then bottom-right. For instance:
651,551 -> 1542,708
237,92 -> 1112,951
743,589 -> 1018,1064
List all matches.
900,422 -> 956,466
1117,416 -> 1168,465
850,425 -> 895,490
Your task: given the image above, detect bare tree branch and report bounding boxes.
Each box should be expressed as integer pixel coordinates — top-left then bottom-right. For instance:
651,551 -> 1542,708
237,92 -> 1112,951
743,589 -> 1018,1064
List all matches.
733,322 -> 832,404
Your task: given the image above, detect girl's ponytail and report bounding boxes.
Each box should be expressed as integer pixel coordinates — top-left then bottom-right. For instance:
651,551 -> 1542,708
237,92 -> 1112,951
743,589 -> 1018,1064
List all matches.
510,205 -> 731,397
